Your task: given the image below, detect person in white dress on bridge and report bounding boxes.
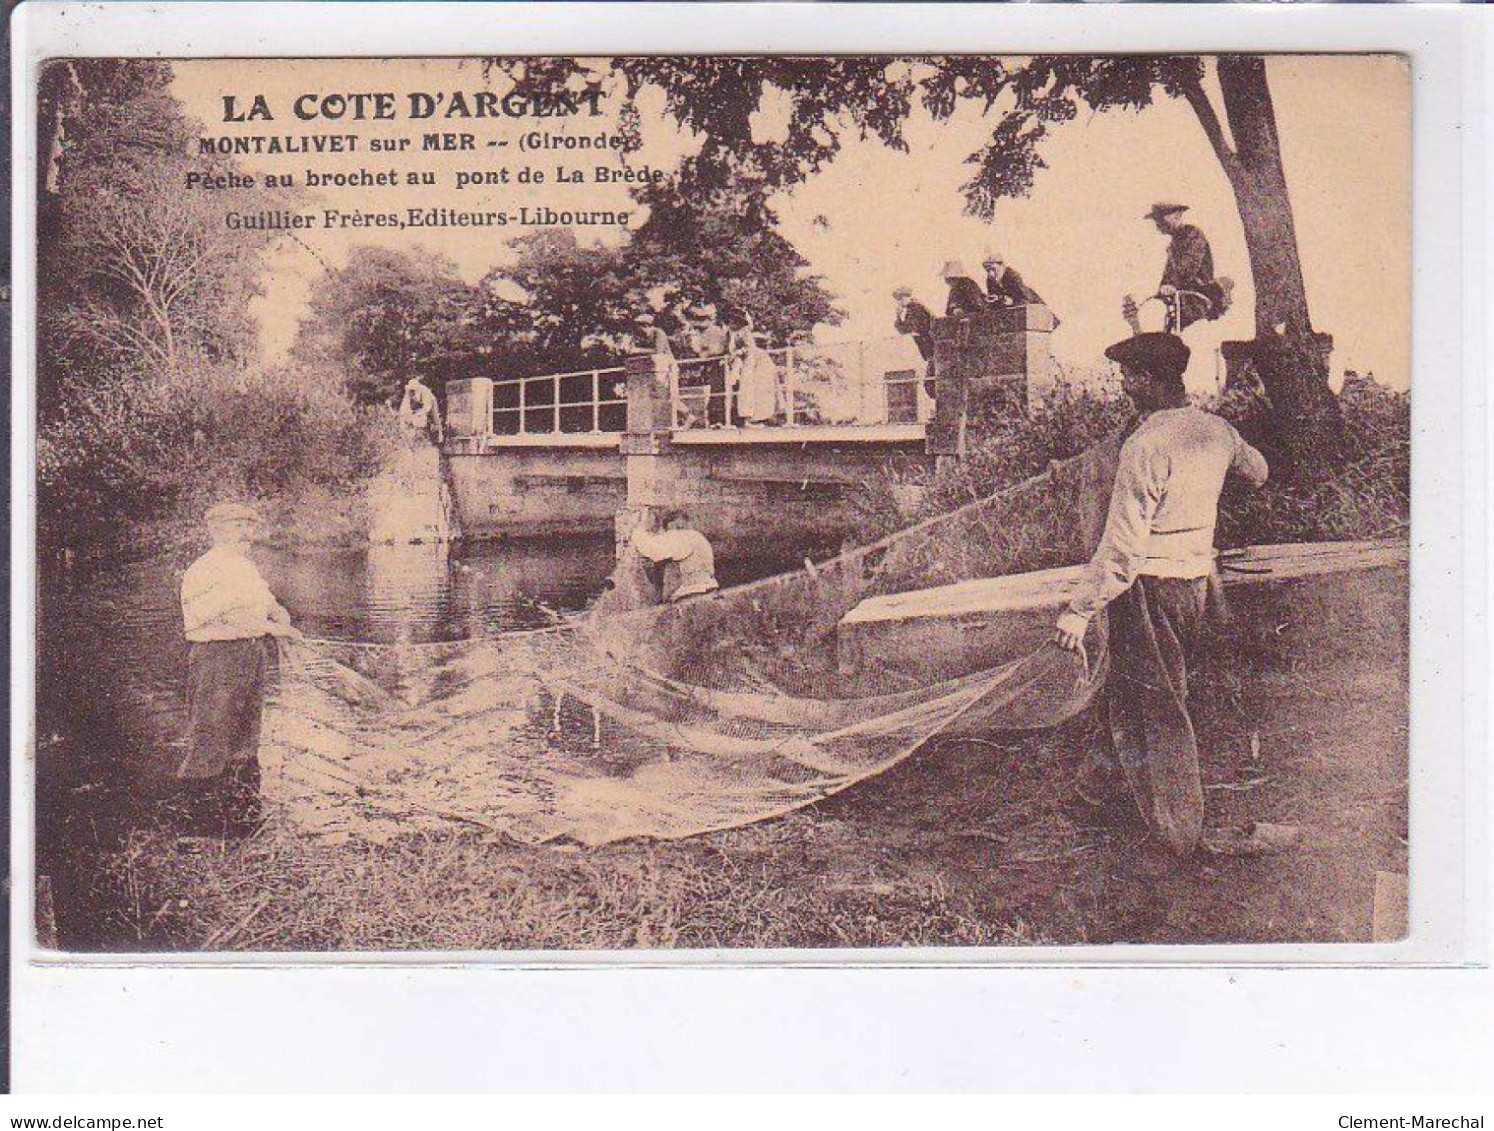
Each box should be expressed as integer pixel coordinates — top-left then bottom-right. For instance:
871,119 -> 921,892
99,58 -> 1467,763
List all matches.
728,309 -> 780,426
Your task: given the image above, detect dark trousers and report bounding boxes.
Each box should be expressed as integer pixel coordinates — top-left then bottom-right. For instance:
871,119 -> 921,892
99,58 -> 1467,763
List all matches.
175,759 -> 263,837
1107,574 -> 1210,856
706,359 -> 730,425
180,636 -> 267,771
177,637 -> 269,834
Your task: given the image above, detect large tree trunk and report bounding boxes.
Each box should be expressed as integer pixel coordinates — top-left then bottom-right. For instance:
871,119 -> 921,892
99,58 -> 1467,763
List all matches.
1215,56 -> 1345,477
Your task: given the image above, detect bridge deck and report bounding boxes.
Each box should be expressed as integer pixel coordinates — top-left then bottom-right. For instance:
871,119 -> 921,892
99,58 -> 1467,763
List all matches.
669,423 -> 926,445
475,423 -> 927,450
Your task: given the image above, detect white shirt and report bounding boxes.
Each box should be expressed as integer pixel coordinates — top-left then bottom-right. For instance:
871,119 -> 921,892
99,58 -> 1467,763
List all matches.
1068,406 -> 1268,620
631,528 -> 719,601
181,545 -> 279,642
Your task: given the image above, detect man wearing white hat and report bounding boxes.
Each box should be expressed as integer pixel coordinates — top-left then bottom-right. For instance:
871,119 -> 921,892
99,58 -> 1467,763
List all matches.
940,260 -> 988,319
177,501 -> 300,835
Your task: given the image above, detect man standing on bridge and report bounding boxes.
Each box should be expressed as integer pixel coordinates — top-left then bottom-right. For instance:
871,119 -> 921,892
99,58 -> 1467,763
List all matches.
1052,332 -> 1272,860
893,285 -> 937,399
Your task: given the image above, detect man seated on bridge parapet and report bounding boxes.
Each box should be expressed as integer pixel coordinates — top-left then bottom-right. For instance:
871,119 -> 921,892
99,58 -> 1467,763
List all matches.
941,260 -> 987,319
631,508 -> 720,603
982,251 -> 1045,309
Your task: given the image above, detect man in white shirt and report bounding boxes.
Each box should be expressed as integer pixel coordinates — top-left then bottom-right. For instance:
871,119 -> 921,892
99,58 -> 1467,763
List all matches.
178,502 -> 300,835
399,376 -> 442,444
630,509 -> 720,603
1053,332 -> 1269,858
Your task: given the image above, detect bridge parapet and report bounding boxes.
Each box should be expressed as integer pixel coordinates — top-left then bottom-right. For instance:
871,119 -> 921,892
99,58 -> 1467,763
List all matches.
443,376 -> 493,454
929,304 -> 1058,457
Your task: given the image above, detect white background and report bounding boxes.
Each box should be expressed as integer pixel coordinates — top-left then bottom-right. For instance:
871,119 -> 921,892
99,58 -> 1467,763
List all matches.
9,1 -> 1490,1093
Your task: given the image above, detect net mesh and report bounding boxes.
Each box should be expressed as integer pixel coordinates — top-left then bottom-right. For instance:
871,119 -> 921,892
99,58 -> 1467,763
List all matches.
260,436 -> 1123,846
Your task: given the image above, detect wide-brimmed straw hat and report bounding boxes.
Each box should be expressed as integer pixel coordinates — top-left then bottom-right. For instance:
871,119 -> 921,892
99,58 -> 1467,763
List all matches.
940,260 -> 970,280
1144,202 -> 1189,221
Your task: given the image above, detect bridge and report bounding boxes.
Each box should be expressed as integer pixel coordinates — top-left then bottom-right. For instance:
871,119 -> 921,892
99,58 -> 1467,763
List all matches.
440,305 -> 1059,557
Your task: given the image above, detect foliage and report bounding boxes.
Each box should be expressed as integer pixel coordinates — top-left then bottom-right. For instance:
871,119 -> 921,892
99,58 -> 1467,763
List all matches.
299,168 -> 845,398
39,61 -> 278,395
480,228 -> 634,376
36,60 -> 389,546
901,373 -> 1408,548
38,362 -> 391,546
908,372 -> 1133,520
621,165 -> 843,340
1214,375 -> 1409,546
292,246 -> 490,406
489,56 -> 1215,221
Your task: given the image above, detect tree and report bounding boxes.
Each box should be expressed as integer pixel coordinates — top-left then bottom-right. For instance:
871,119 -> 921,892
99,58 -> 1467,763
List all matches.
955,55 -> 1344,473
489,55 -> 1345,473
39,61 -> 276,400
623,160 -> 843,342
481,228 -> 634,375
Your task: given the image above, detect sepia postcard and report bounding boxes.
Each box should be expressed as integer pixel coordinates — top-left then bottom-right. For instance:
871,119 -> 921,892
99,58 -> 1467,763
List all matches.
31,49 -> 1415,956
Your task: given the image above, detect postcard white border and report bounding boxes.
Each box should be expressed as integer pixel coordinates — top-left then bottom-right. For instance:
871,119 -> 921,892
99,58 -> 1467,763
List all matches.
9,0 -> 1490,1091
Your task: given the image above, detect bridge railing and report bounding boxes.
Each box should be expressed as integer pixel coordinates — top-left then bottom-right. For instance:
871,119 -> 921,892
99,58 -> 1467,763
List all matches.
491,366 -> 628,436
669,336 -> 928,431
485,336 -> 929,437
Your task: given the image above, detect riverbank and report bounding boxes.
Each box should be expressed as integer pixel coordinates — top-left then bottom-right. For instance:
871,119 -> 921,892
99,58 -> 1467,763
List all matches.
34,383 -> 1410,953
58,548 -> 1407,952
38,603 -> 1408,952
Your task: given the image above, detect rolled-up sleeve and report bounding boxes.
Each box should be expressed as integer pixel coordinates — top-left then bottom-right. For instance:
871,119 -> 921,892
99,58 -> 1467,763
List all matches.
1230,429 -> 1270,488
1067,440 -> 1162,620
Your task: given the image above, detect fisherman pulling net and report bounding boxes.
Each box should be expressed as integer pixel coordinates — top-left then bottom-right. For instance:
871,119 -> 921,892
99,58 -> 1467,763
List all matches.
258,434 -> 1121,847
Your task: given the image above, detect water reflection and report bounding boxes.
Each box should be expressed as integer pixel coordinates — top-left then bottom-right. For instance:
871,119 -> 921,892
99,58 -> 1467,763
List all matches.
259,534 -> 618,645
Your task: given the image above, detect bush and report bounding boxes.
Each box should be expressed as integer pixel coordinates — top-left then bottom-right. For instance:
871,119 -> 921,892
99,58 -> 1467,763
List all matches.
885,370 -> 1409,549
37,361 -> 397,550
1213,374 -> 1409,546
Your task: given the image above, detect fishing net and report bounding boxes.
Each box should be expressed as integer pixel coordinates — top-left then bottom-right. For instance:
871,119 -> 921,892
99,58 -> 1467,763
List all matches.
260,436 -> 1123,846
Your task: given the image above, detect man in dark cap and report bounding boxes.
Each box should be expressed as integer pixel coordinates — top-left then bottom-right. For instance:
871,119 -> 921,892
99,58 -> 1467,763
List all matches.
1144,203 -> 1231,331
1053,332 -> 1270,859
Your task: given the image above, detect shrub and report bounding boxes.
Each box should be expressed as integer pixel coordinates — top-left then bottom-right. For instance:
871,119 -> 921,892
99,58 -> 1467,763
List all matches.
37,361 -> 398,550
877,369 -> 1409,549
